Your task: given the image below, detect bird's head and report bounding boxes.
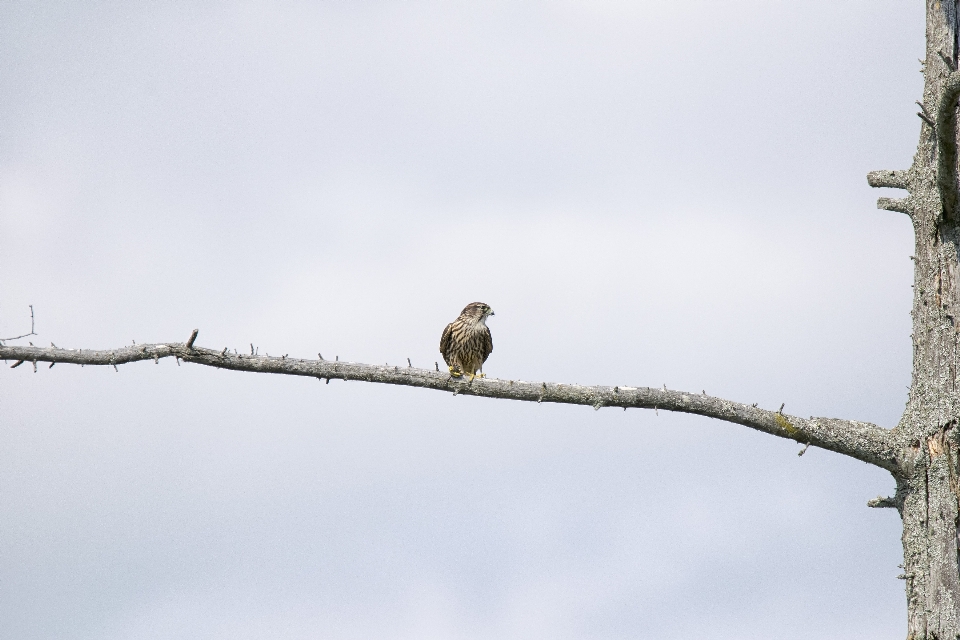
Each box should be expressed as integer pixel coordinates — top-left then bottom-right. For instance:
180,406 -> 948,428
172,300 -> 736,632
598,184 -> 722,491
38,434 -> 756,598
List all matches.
461,302 -> 494,324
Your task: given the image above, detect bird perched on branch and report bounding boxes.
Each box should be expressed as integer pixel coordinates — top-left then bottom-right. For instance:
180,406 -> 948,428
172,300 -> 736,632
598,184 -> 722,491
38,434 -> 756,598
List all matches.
440,302 -> 494,380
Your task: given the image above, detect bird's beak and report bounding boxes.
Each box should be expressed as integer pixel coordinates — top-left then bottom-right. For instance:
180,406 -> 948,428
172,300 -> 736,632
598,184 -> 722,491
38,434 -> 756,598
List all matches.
489,309 -> 495,316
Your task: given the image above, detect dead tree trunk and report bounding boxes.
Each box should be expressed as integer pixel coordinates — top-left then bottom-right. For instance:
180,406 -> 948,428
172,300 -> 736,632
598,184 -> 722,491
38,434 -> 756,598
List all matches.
865,2 -> 960,637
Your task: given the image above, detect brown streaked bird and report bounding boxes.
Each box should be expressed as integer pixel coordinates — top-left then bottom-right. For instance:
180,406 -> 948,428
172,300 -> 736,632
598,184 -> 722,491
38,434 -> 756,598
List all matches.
439,302 -> 494,380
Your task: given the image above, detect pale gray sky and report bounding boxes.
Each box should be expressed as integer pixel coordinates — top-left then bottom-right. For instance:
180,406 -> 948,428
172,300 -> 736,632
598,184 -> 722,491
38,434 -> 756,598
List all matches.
1,2 -> 921,638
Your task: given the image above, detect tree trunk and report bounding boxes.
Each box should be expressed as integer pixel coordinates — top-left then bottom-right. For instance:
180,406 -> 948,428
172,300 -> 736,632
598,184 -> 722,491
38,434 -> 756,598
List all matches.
900,433 -> 960,638
889,3 -> 960,637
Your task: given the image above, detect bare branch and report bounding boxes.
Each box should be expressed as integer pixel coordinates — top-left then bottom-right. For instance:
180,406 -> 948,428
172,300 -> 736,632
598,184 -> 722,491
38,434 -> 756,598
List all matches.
0,305 -> 37,344
0,338 -> 900,472
936,71 -> 960,222
867,169 -> 910,190
867,478 -> 906,510
878,196 -> 914,215
868,496 -> 899,509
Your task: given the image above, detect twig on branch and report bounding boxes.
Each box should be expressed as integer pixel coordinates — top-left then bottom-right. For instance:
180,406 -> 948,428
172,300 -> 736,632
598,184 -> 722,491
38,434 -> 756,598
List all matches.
868,495 -> 899,509
919,111 -> 937,130
936,71 -> 960,222
0,336 -> 900,472
186,329 -> 198,350
867,170 -> 910,191
877,197 -> 914,216
0,305 -> 37,344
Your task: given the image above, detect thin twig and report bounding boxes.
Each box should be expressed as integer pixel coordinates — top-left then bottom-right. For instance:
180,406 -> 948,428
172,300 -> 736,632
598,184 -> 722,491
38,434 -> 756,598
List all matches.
0,305 -> 37,344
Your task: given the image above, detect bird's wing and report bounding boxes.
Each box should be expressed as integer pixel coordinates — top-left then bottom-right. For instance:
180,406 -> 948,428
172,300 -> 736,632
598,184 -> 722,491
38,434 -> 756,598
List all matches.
480,326 -> 493,362
439,322 -> 454,364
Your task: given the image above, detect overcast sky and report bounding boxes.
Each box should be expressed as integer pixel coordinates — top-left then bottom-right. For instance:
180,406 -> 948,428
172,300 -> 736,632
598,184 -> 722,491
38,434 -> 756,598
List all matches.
0,2 -> 924,638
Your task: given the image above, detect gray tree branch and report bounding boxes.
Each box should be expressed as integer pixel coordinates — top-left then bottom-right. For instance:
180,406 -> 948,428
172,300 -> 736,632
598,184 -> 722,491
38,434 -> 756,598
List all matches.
0,333 -> 899,473
867,169 -> 910,190
877,196 -> 914,215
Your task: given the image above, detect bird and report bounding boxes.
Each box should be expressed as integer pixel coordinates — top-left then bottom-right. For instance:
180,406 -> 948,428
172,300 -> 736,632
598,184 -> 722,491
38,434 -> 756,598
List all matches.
439,302 -> 494,381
